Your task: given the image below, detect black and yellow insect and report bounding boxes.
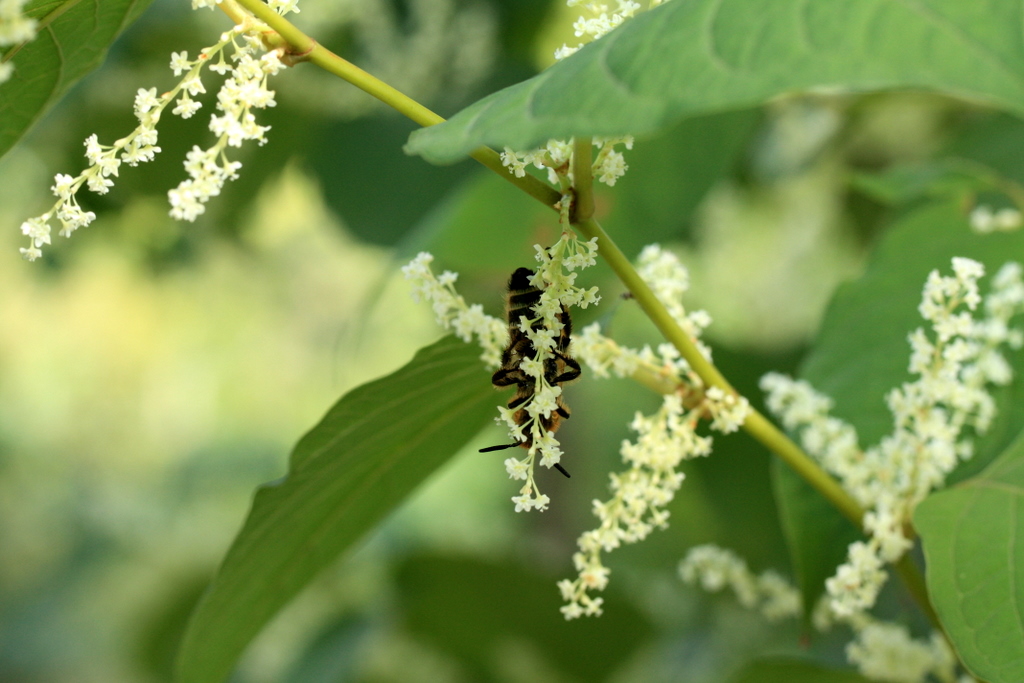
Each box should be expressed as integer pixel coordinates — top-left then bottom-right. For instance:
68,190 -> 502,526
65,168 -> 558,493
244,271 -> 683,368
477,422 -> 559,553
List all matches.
479,267 -> 581,477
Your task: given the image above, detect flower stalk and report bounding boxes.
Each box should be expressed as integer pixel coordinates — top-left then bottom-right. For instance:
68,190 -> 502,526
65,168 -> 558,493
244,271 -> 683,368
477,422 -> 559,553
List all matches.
571,136 -> 595,222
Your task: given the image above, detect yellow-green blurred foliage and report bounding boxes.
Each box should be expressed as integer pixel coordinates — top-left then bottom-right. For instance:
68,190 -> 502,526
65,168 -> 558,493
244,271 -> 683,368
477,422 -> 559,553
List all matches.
0,0 -> 971,681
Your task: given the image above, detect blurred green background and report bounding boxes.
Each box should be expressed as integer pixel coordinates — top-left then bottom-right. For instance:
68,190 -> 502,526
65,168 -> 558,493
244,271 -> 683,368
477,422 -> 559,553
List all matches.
0,0 -> 1009,681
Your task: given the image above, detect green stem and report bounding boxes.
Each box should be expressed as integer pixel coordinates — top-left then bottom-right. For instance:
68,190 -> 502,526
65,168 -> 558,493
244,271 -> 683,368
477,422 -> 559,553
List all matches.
218,0 -> 957,629
573,216 -> 864,525
233,0 -> 563,210
946,158 -> 1024,213
572,137 -> 595,222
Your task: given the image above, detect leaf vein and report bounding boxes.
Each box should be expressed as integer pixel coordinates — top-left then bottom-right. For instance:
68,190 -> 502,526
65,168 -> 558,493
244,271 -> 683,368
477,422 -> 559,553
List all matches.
701,0 -> 736,74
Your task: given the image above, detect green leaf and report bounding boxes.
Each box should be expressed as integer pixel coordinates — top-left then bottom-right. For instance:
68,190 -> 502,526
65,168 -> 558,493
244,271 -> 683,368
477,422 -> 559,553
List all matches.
850,163 -> 989,206
396,553 -> 654,681
771,456 -> 859,624
775,199 -> 1024,618
406,0 -> 1024,164
280,615 -> 371,683
915,432 -> 1024,683
0,0 -> 153,160
598,107 -> 760,254
175,336 -> 499,683
401,170 -> 552,275
307,114 -> 476,246
730,658 -> 872,683
946,111 -> 1024,187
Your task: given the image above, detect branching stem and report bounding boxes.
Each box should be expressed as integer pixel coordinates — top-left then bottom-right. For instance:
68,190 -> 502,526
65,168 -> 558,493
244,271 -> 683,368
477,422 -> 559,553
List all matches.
221,0 -> 946,631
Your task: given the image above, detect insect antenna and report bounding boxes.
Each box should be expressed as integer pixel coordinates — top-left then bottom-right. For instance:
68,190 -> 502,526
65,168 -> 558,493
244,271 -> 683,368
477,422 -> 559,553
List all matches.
479,443 -> 519,452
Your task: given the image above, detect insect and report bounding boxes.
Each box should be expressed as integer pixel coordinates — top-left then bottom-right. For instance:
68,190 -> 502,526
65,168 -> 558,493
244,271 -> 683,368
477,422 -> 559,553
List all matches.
479,267 -> 581,477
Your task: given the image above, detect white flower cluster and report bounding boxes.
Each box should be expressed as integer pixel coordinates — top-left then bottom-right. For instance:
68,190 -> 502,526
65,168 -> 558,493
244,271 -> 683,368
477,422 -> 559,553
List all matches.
845,620 -> 958,683
17,2 -> 298,261
969,205 -> 1022,234
402,230 -> 600,513
502,231 -> 601,512
762,258 -> 1024,619
678,545 -> 801,621
636,244 -> 713,361
680,543 -> 966,683
573,246 -> 713,383
500,136 -> 634,189
559,247 -> 750,618
559,392 -> 703,618
0,0 -> 37,83
554,0 -> 667,61
572,323 -> 644,378
400,252 -> 508,368
168,44 -> 284,221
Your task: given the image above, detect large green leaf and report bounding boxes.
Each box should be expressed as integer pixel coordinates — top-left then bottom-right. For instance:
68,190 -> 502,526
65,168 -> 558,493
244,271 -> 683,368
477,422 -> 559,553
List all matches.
0,0 -> 153,160
730,658 -> 872,683
406,0 -> 1024,164
776,200 -> 1024,618
915,431 -> 1024,683
175,336 -> 499,683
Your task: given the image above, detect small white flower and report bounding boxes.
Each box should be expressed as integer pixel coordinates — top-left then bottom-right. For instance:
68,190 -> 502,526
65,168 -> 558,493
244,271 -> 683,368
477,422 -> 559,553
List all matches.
169,51 -> 192,76
504,458 -> 529,480
133,87 -> 161,116
19,245 -> 42,261
172,95 -> 203,119
20,216 -> 51,246
50,174 -> 75,200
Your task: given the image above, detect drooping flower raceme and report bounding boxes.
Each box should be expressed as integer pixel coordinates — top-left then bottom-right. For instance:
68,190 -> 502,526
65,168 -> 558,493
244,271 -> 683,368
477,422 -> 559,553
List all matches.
679,544 -> 966,683
496,231 -> 601,512
558,245 -> 750,619
679,545 -> 801,621
677,259 -> 1019,681
401,252 -> 508,368
166,36 -> 286,222
762,257 -> 1024,619
16,5 -> 296,261
403,228 -> 600,513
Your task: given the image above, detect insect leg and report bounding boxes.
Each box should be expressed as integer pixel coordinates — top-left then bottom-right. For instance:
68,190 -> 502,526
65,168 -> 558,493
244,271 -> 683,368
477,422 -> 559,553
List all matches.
552,353 -> 582,383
